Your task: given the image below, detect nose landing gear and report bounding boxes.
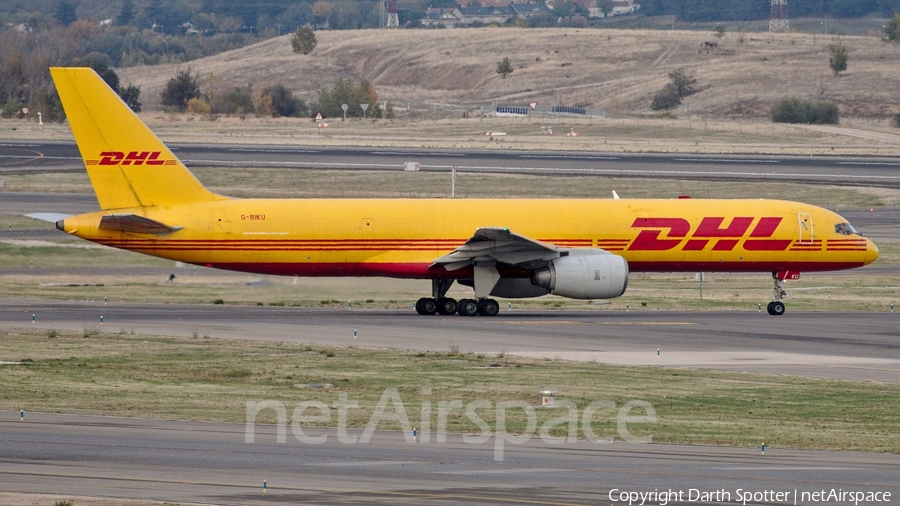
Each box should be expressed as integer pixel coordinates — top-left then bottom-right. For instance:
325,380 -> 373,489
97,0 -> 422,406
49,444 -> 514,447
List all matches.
766,271 -> 791,316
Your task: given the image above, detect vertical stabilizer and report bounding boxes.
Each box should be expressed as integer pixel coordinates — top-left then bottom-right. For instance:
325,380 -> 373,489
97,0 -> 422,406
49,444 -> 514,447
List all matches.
51,67 -> 220,210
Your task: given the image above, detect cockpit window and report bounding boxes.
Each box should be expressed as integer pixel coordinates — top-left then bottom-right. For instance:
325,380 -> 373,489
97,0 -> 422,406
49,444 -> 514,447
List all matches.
834,223 -> 861,236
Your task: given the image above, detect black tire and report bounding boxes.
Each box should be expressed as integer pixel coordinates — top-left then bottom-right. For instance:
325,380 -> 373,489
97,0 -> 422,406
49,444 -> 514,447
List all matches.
458,298 -> 479,316
770,301 -> 785,316
415,297 -> 438,315
766,301 -> 775,315
478,298 -> 500,317
437,298 -> 458,315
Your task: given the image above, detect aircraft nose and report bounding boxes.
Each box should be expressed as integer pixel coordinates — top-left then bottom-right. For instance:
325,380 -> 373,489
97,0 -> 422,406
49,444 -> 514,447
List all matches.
865,239 -> 879,265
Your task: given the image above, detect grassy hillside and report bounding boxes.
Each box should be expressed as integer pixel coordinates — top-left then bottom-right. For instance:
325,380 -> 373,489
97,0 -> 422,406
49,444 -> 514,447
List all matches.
118,27 -> 900,121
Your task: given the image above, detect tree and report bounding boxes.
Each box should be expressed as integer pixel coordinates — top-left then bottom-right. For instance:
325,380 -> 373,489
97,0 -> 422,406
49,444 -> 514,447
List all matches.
829,39 -> 849,76
651,68 -> 697,111
667,68 -> 697,97
118,0 -> 136,26
54,1 -> 78,26
551,0 -> 574,17
312,0 -> 332,26
161,68 -> 201,112
714,23 -> 725,38
884,12 -> 900,41
892,113 -> 900,128
496,57 -> 514,79
263,85 -> 308,117
651,84 -> 681,111
120,84 -> 142,112
596,0 -> 614,17
291,25 -> 317,54
313,78 -> 379,119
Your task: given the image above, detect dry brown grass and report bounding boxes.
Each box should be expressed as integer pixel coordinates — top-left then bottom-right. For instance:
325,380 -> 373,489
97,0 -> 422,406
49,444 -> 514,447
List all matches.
117,28 -> 900,121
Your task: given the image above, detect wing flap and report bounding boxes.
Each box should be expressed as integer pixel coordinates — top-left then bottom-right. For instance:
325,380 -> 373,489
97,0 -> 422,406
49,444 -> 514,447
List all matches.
98,214 -> 182,235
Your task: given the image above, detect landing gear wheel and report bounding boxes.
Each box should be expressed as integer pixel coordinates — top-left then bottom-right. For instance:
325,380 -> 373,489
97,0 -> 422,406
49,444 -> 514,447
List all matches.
437,298 -> 458,315
477,298 -> 500,317
415,297 -> 438,315
768,301 -> 786,316
457,298 -> 479,317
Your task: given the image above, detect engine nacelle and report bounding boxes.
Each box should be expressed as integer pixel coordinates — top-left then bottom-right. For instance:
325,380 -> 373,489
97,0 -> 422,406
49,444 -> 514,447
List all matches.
531,251 -> 628,300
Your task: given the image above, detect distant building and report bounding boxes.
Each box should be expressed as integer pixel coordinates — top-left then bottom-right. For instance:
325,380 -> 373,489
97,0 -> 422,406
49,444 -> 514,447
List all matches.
423,7 -> 463,27
511,1 -> 551,18
588,0 -> 640,18
458,5 -> 517,25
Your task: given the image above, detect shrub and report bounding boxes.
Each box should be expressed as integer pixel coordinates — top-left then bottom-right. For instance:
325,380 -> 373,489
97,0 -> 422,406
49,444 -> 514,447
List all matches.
291,25 -> 317,54
893,113 -> 900,128
828,40 -> 849,76
770,96 -> 839,124
1,97 -> 25,118
160,68 -> 201,112
263,85 -> 308,118
185,97 -> 211,115
313,78 -> 379,119
221,86 -> 254,115
651,84 -> 681,111
496,56 -> 514,79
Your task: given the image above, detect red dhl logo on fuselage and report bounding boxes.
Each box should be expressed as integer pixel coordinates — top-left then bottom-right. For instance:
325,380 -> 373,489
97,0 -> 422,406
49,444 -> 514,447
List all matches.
629,217 -> 792,252
85,151 -> 177,166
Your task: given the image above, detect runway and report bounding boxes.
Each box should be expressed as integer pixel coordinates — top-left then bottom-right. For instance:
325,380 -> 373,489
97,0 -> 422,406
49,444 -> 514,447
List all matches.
2,412 -> 899,505
3,141 -> 900,187
3,142 -> 899,504
3,298 -> 898,383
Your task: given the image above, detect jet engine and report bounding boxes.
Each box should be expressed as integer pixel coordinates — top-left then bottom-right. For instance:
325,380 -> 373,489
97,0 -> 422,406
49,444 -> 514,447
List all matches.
531,251 -> 628,299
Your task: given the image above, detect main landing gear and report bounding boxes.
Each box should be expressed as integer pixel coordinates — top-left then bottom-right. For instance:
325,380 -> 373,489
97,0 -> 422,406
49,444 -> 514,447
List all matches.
415,279 -> 500,317
415,297 -> 500,317
766,272 -> 788,316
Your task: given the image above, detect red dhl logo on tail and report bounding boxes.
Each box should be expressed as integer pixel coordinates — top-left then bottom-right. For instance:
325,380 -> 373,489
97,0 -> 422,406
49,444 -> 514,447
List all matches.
629,217 -> 792,252
85,151 -> 177,166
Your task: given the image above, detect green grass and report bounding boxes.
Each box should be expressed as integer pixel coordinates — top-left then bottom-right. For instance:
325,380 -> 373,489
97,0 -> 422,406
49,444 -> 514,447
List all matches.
1,328 -> 897,452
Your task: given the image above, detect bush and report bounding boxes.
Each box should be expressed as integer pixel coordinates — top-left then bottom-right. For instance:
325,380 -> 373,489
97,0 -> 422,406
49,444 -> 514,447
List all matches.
1,97 -> 25,118
160,68 -> 201,112
263,85 -> 308,118
313,78 -> 379,119
291,25 -> 317,54
893,113 -> 900,128
651,84 -> 681,111
770,96 -> 839,124
222,86 -> 254,115
185,97 -> 211,115
828,40 -> 849,76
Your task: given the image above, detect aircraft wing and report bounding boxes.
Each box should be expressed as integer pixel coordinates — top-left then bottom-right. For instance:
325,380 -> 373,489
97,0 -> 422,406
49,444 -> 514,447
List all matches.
432,227 -> 560,271
98,214 -> 183,235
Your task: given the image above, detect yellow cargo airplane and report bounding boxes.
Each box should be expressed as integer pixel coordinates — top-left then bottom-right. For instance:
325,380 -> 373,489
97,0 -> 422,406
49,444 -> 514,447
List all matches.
34,68 -> 878,317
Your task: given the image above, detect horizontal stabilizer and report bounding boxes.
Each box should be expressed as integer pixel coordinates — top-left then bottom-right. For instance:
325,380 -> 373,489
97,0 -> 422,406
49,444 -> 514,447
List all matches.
26,213 -> 74,223
99,214 -> 182,235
